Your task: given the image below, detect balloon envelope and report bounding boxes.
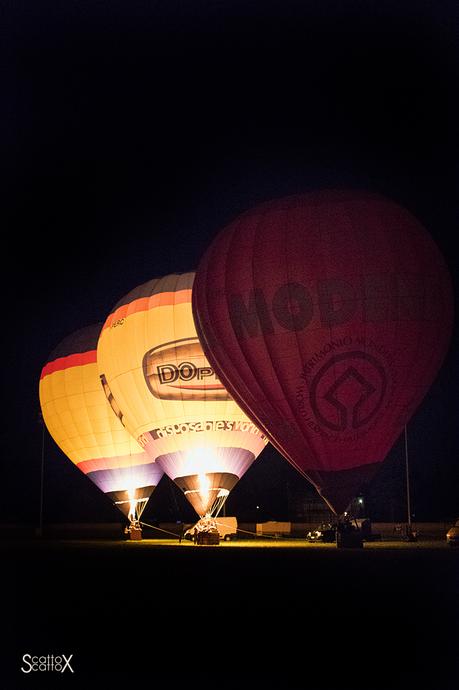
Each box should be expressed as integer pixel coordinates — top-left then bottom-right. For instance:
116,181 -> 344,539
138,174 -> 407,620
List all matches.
97,272 -> 268,517
192,190 -> 454,514
39,324 -> 164,520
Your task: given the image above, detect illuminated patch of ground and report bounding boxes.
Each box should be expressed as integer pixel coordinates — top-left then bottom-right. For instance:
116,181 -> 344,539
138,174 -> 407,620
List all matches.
127,537 -> 449,549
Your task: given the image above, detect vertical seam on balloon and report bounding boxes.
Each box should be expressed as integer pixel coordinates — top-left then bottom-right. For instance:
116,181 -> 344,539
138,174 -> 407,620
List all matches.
282,202 -> 322,477
221,215 -> 268,428
353,200 -> 372,471
117,281 -> 150,457
130,279 -> 149,445
144,279 -> 163,442
318,196 -> 336,476
203,261 -> 224,451
137,281 -> 152,446
154,276 -> 176,465
92,322 -> 115,477
228,208 -> 307,476
199,211 -> 277,482
115,302 -> 133,484
220,214 -> 258,419
221,214 -> 279,465
251,207 -> 290,419
173,272 -> 185,467
248,204 -> 316,479
181,272 -> 195,471
343,198 -> 369,469
78,352 -> 95,468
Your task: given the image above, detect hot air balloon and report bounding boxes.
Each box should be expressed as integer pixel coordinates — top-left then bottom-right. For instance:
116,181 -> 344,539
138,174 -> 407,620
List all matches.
192,190 -> 454,515
97,272 -> 268,518
39,324 -> 164,526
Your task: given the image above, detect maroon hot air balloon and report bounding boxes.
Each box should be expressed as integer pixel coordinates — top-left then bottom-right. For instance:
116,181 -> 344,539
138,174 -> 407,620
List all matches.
192,190 -> 454,515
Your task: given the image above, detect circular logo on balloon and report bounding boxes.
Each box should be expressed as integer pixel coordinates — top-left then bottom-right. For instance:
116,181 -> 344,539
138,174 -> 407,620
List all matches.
309,351 -> 387,433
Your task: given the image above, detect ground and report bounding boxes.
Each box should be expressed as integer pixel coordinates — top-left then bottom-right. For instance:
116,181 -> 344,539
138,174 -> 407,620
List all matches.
3,538 -> 459,689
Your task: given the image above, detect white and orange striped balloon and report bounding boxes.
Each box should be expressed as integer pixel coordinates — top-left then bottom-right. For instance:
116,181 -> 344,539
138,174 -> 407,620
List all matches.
39,324 -> 163,521
97,273 -> 268,517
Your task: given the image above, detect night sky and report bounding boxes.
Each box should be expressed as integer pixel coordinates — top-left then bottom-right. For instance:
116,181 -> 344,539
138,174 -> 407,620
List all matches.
3,1 -> 458,526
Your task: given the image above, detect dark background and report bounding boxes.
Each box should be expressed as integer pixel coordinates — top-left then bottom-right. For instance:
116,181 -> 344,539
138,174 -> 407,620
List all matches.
2,0 -> 458,527
3,4 -> 459,690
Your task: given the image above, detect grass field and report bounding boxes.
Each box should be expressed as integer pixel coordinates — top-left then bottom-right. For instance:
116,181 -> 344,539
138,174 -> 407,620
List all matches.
107,537 -> 452,549
4,537 -> 459,689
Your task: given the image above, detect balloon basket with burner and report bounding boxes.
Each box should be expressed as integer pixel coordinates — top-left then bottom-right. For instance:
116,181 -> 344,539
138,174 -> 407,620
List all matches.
336,521 -> 363,549
125,521 -> 142,541
199,531 -> 220,545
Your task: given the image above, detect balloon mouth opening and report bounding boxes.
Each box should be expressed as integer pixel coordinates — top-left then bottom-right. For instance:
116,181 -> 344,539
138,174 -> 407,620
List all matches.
184,484 -> 230,518
174,471 -> 238,517
106,485 -> 154,523
310,461 -> 382,517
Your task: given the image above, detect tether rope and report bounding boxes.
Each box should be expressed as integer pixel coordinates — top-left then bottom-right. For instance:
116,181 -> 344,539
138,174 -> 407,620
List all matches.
140,521 -> 183,537
140,519 -> 307,541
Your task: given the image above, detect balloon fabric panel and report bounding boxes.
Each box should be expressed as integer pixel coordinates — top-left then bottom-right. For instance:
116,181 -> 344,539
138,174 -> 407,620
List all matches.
39,324 -> 163,519
97,273 -> 268,517
193,191 -> 454,514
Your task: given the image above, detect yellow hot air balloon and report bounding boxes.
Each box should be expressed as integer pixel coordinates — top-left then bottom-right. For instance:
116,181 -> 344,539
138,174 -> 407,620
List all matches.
39,323 -> 164,525
97,273 -> 268,518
